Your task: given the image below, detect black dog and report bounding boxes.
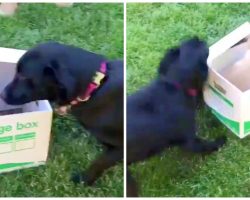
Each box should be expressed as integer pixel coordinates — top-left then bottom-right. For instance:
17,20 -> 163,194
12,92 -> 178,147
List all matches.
0,42 -> 123,186
126,38 -> 226,197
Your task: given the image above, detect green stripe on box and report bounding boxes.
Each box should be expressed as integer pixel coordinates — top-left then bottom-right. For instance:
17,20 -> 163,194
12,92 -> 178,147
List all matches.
0,161 -> 45,171
0,162 -> 34,170
211,109 -> 239,135
0,136 -> 13,144
15,132 -> 36,141
244,121 -> 250,135
209,85 -> 233,107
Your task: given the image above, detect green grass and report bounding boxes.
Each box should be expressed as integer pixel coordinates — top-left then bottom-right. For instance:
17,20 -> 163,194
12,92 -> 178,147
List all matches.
127,3 -> 250,197
0,3 -> 123,197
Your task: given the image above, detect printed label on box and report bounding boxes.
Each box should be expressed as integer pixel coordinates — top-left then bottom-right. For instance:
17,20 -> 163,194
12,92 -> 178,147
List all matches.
0,136 -> 13,154
15,132 -> 36,151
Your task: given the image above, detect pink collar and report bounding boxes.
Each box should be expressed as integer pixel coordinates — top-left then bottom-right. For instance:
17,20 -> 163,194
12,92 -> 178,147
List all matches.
55,61 -> 107,115
173,82 -> 198,97
71,61 -> 107,104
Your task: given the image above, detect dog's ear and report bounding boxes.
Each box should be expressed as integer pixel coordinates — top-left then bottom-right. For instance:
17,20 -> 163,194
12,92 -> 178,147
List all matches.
158,47 -> 180,84
43,62 -> 69,101
43,60 -> 77,102
158,47 -> 179,76
43,65 -> 60,85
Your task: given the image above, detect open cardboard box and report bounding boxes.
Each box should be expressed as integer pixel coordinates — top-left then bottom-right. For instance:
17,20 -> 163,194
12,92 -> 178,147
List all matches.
0,47 -> 52,173
204,22 -> 250,138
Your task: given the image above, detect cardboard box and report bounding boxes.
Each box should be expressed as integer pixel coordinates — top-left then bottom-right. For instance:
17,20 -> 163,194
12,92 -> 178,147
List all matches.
0,47 -> 53,173
204,22 -> 250,138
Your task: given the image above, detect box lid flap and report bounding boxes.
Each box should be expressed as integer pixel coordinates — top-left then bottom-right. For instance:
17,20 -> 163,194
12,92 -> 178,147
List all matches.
208,22 -> 250,65
0,47 -> 26,63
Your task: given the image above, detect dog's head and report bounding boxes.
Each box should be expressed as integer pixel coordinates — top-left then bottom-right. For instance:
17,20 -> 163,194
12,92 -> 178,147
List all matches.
158,37 -> 209,91
0,42 -> 78,106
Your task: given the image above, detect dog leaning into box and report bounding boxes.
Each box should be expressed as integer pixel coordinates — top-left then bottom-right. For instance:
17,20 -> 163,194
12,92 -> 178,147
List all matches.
126,38 -> 226,197
0,51 -> 52,173
0,42 -> 124,186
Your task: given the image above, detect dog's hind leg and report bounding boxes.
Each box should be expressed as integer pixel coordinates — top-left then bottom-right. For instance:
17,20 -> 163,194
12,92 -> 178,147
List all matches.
182,136 -> 226,154
127,168 -> 138,197
71,147 -> 123,185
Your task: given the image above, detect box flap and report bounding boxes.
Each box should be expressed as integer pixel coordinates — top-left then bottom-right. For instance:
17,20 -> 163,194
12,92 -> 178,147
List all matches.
208,22 -> 250,65
0,47 -> 26,63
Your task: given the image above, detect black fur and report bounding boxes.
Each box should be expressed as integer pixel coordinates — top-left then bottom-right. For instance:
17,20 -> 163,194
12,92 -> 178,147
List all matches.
126,38 -> 226,197
1,42 -> 123,186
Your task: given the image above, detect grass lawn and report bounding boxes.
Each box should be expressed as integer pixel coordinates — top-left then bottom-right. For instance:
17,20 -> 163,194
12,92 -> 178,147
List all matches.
127,3 -> 250,197
0,3 -> 123,197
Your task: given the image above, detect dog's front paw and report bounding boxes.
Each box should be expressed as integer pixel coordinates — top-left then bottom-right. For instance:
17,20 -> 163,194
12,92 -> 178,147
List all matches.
71,172 -> 95,186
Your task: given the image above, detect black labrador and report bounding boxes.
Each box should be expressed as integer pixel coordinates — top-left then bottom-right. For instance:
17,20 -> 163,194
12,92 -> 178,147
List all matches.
0,42 -> 123,186
127,38 -> 226,197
